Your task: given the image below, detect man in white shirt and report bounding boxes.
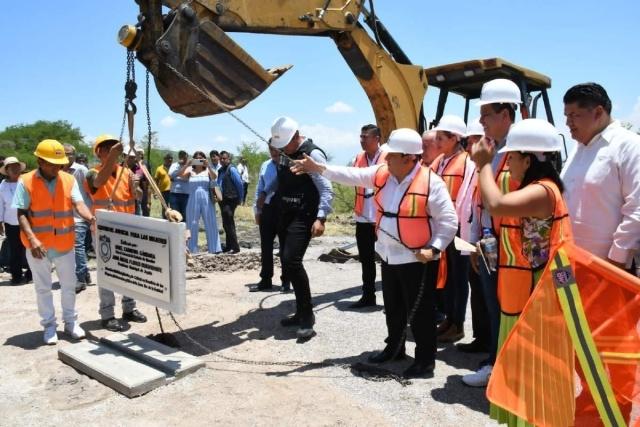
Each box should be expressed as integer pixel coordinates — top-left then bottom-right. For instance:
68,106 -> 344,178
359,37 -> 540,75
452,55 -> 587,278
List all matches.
292,128 -> 457,378
561,82 -> 640,273
237,157 -> 250,205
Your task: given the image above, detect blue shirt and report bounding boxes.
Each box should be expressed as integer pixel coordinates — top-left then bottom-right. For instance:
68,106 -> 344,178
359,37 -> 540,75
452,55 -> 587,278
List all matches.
254,159 -> 278,214
12,169 -> 84,259
68,162 -> 92,221
168,162 -> 190,194
217,165 -> 244,201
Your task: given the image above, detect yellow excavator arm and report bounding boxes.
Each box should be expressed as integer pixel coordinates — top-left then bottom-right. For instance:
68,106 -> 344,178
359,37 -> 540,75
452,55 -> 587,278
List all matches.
119,0 -> 427,141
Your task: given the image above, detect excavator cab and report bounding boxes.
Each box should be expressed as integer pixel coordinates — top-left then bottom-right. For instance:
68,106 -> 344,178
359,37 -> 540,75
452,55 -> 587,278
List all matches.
424,58 -> 567,162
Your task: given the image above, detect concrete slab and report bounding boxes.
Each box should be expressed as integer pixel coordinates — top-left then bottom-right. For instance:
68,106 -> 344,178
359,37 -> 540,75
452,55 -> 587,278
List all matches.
100,333 -> 205,379
58,341 -> 167,398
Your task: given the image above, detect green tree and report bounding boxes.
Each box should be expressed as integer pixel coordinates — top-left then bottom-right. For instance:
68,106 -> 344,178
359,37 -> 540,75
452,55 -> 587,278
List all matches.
0,120 -> 86,170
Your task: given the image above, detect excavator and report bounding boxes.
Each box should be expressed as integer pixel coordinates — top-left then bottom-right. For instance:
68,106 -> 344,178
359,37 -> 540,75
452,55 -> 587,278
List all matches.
118,0 -> 556,143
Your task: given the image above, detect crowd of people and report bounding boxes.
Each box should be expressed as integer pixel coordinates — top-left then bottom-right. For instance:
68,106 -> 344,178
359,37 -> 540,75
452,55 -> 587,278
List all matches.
1,78 -> 638,425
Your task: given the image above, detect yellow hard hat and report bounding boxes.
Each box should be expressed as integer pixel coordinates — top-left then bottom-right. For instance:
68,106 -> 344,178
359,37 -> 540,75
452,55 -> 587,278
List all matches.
33,139 -> 69,165
93,134 -> 119,155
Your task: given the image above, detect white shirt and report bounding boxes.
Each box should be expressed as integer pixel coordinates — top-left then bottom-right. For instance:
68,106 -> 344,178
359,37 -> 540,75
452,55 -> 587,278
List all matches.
237,163 -> 250,184
561,121 -> 640,266
323,162 -> 457,265
0,179 -> 19,225
353,149 -> 382,223
434,150 -> 476,224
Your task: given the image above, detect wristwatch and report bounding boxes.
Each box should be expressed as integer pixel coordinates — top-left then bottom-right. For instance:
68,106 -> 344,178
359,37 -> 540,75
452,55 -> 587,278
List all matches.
429,246 -> 441,255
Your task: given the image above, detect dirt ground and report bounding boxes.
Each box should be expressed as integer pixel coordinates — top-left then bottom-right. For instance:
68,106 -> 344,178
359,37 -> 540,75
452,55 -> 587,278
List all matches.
0,235 -> 493,427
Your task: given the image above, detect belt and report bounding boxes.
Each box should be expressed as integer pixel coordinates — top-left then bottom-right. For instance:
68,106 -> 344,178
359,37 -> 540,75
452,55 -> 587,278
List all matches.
381,211 -> 398,218
363,193 -> 374,199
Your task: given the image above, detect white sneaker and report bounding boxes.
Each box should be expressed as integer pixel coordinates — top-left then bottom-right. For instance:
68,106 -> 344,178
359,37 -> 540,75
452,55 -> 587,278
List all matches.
462,364 -> 492,387
64,322 -> 86,340
43,326 -> 58,345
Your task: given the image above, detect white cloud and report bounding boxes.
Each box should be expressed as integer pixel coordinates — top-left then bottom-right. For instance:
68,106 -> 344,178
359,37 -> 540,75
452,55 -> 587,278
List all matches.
324,101 -> 355,114
299,123 -> 359,165
621,96 -> 640,130
160,115 -> 178,128
213,135 -> 228,143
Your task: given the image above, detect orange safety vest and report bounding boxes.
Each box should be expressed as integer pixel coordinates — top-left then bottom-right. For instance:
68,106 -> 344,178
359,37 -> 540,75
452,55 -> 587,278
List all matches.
354,150 -> 387,217
88,164 -> 136,214
429,150 -> 468,203
497,179 -> 573,315
373,164 -> 432,250
19,170 -> 76,252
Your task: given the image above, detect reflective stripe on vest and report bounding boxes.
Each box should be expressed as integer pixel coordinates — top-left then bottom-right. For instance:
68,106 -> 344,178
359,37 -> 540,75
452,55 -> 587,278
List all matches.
373,164 -> 432,250
497,179 -> 574,315
19,170 -> 76,252
429,151 -> 468,203
354,150 -> 386,217
88,164 -> 136,214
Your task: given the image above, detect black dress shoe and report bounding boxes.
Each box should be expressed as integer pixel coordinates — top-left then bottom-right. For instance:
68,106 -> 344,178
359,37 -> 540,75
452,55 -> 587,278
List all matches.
456,339 -> 489,353
367,346 -> 406,363
402,361 -> 435,379
249,281 -> 273,292
123,309 -> 147,323
280,315 -> 301,327
281,283 -> 292,293
102,317 -> 124,332
349,296 -> 376,309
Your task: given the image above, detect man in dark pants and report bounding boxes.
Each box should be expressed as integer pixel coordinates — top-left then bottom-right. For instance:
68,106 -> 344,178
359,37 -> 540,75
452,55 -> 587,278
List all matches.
270,116 -> 333,340
292,128 -> 457,378
217,151 -> 244,254
350,124 -> 386,308
250,143 -> 290,292
456,268 -> 490,352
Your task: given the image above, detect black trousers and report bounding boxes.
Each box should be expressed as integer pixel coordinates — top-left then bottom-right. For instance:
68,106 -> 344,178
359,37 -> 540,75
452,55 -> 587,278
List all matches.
443,241 -> 470,327
5,223 -> 29,281
381,260 -> 438,363
468,267 -> 490,345
242,182 -> 249,205
259,203 -> 287,284
279,207 -> 316,320
355,222 -> 377,298
220,198 -> 240,251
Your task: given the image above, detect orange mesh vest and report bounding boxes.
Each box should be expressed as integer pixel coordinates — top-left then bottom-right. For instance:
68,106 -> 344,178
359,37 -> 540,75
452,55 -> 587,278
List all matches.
88,164 -> 136,214
354,150 -> 387,217
373,164 -> 432,250
429,150 -> 468,203
497,179 -> 573,315
19,170 -> 76,252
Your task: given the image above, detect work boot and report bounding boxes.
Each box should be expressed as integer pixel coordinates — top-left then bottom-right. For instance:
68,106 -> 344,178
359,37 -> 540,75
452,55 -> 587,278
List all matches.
281,282 -> 292,293
123,309 -> 147,323
296,314 -> 316,340
349,295 -> 376,309
102,317 -> 124,332
280,315 -> 300,327
403,360 -> 435,379
249,280 -> 274,292
436,318 -> 452,335
43,325 -> 58,345
367,345 -> 406,363
64,322 -> 86,340
437,324 -> 464,343
75,282 -> 87,294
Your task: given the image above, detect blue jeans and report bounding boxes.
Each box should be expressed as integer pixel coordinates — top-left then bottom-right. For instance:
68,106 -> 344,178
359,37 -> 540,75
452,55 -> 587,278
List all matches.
74,220 -> 90,284
478,263 -> 500,365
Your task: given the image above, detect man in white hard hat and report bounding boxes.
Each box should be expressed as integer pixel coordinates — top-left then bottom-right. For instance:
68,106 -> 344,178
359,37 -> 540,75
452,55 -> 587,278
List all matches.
464,78 -> 521,387
270,116 -> 333,340
561,82 -> 640,274
292,128 -> 457,378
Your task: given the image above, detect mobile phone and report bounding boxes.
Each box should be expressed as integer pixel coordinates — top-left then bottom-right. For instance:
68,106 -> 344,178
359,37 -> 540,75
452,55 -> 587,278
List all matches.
191,158 -> 204,166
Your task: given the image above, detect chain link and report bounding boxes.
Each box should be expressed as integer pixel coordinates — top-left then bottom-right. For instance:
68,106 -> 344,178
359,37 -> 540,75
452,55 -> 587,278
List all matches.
119,50 -> 136,143
146,69 -> 153,164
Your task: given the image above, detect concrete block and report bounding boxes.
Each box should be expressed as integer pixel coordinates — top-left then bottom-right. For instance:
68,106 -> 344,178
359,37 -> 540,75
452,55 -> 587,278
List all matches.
58,341 -> 167,398
101,332 -> 205,379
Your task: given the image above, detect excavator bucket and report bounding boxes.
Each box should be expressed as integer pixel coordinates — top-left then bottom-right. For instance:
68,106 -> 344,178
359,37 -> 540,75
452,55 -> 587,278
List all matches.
145,9 -> 291,117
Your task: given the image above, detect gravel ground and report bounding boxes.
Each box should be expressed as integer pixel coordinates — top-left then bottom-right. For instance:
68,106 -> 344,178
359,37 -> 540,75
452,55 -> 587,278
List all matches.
0,235 -> 493,426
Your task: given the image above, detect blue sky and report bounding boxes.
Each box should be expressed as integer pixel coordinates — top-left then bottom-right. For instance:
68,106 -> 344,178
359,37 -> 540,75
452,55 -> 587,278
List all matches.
1,1 -> 639,165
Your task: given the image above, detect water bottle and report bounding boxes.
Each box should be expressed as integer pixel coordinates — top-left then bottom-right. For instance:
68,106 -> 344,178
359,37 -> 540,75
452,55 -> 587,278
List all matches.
481,227 -> 498,272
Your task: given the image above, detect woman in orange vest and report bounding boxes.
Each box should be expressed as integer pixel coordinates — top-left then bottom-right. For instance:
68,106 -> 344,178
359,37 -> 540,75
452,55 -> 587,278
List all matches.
430,115 -> 476,343
471,119 -> 573,426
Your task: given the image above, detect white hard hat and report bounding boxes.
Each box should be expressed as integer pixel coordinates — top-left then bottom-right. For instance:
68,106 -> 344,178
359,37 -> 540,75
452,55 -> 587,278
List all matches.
498,119 -> 562,154
477,79 -> 521,106
465,118 -> 484,137
270,116 -> 298,149
385,128 -> 423,155
434,115 -> 466,137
